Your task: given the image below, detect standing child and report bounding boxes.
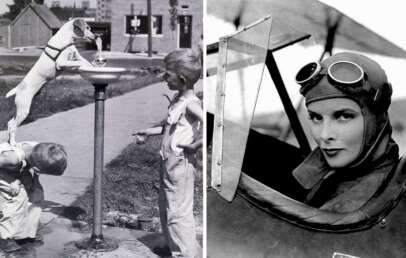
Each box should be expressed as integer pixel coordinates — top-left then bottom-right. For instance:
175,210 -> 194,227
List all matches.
134,49 -> 202,258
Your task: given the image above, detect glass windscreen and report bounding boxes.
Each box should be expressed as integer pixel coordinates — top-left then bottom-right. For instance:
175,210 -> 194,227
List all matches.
208,15 -> 320,201
210,16 -> 272,201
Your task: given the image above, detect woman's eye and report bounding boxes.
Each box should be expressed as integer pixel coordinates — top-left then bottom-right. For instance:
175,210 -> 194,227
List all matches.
308,113 -> 322,123
337,113 -> 354,121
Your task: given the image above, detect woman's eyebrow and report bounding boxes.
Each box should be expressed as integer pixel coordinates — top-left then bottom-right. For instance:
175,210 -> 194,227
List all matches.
308,107 -> 357,113
307,109 -> 319,115
333,108 -> 358,114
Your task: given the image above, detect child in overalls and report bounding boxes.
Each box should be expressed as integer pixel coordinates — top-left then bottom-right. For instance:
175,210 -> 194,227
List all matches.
0,141 -> 67,253
134,49 -> 202,258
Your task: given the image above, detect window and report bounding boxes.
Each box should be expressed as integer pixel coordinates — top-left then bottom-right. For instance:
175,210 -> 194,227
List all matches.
125,15 -> 162,35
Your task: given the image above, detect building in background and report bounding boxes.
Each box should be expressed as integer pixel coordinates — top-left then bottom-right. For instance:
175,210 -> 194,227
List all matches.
8,3 -> 61,48
51,1 -> 61,8
0,18 -> 11,48
0,26 -> 10,48
96,0 -> 111,22
82,1 -> 90,9
110,0 -> 202,53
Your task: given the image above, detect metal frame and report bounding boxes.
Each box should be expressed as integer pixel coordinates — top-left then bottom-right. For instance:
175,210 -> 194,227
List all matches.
209,19 -> 311,199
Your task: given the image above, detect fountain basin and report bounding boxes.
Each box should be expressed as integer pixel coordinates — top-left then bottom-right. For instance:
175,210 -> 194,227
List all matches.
79,66 -> 126,84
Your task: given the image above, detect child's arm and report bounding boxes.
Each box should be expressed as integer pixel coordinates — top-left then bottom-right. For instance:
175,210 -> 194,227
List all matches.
0,150 -> 22,170
0,150 -> 25,196
20,170 -> 44,205
177,100 -> 203,153
133,126 -> 164,136
132,126 -> 164,144
0,180 -> 21,197
0,151 -> 22,196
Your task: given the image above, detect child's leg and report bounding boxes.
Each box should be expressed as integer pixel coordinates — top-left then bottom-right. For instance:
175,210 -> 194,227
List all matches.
158,164 -> 170,245
161,155 -> 199,258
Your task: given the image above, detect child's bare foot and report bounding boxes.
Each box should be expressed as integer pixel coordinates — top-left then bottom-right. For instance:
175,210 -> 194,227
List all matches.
0,239 -> 21,253
15,235 -> 44,247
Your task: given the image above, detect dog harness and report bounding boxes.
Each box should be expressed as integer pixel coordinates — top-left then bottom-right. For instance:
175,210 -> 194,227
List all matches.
43,43 -> 75,69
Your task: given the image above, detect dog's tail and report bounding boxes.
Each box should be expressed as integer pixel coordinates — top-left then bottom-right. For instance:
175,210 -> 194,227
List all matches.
5,87 -> 17,98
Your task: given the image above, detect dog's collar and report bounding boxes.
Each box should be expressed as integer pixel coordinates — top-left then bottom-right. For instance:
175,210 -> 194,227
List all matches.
44,43 -> 75,62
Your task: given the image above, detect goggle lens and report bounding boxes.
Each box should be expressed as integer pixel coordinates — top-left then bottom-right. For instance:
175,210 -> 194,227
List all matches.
328,61 -> 364,86
295,62 -> 320,84
295,60 -> 366,94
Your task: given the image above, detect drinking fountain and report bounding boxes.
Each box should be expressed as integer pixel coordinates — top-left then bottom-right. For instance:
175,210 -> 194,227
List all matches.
75,36 -> 126,252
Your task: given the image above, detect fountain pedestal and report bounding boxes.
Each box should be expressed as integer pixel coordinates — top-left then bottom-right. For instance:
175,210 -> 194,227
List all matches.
74,66 -> 125,252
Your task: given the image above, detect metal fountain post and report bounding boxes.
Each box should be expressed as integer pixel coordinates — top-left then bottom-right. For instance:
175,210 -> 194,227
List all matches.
75,38 -> 125,252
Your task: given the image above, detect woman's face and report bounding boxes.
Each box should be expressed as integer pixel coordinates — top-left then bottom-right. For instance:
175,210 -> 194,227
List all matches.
307,98 -> 364,168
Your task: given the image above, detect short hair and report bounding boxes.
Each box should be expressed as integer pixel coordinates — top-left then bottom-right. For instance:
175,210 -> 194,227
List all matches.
164,49 -> 202,88
29,143 -> 67,176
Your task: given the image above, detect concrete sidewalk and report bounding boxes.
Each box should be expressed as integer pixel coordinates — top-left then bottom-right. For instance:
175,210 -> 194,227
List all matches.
8,217 -> 164,257
0,81 -> 172,207
0,80 -> 202,257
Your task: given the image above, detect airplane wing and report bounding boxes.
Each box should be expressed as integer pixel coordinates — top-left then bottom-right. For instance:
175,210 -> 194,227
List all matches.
207,0 -> 406,58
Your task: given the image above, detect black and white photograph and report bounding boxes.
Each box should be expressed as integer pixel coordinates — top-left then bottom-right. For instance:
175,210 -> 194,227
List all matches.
206,0 -> 406,257
2,0 -> 406,257
0,0 -> 203,257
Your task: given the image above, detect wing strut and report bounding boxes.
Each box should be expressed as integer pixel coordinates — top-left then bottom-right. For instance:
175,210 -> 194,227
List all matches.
265,52 -> 311,155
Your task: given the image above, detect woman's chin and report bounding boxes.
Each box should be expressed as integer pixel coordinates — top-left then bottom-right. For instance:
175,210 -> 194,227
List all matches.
323,154 -> 351,168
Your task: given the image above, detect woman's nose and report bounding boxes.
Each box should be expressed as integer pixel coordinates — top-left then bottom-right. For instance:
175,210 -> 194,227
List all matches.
319,121 -> 335,142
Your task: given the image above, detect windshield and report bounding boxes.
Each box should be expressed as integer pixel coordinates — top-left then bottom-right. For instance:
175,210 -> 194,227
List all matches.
210,17 -> 272,201
208,16 -> 317,201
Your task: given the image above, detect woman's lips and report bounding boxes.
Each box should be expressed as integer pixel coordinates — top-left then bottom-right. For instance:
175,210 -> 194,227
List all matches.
322,148 -> 342,157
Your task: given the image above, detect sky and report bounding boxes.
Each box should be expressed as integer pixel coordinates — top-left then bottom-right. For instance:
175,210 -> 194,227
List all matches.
0,0 -> 97,15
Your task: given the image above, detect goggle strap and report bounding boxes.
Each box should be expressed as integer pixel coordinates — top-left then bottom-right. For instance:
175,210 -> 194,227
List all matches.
373,88 -> 380,102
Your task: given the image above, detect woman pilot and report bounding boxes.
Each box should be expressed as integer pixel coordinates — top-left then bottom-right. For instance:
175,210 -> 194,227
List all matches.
293,52 -> 399,213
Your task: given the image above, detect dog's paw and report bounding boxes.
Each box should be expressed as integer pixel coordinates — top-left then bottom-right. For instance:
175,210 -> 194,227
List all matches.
5,87 -> 17,98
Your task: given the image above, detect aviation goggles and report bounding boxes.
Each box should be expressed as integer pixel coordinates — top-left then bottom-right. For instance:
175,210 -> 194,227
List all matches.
295,61 -> 380,100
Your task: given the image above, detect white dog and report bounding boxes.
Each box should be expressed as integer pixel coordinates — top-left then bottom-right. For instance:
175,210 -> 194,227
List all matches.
6,18 -> 95,145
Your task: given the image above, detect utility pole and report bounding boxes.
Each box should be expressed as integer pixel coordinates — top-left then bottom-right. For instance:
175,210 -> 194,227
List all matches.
147,0 -> 152,57
71,0 -> 76,18
124,4 -> 135,53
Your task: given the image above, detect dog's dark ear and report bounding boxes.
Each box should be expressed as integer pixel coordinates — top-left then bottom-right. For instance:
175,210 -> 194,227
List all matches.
73,19 -> 85,37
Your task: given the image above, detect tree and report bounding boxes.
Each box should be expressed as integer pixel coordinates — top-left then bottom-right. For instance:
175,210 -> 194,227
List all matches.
5,0 -> 44,21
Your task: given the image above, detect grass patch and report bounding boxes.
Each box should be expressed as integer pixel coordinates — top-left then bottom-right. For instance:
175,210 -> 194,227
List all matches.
0,72 -> 161,130
71,135 -> 203,229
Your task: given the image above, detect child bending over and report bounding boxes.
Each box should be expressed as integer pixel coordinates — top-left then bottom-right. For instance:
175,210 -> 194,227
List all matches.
0,141 -> 67,253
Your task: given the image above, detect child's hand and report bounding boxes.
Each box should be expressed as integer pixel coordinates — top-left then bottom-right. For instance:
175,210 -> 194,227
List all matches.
134,135 -> 147,145
133,129 -> 149,136
9,180 -> 21,197
177,143 -> 200,154
132,130 -> 149,145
